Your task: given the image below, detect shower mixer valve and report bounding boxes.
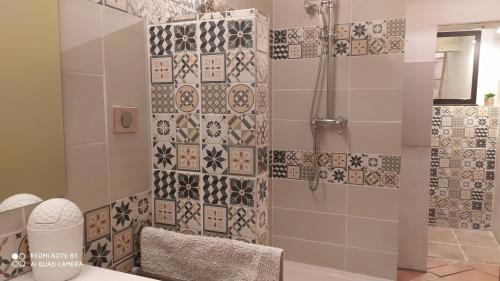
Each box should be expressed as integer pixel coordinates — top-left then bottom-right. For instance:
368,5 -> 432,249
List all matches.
311,116 -> 347,134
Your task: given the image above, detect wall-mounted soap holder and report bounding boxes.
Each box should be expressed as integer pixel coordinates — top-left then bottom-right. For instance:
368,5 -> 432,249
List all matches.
113,106 -> 138,134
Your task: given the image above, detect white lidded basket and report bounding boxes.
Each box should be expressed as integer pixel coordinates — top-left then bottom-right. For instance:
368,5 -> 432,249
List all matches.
27,199 -> 84,281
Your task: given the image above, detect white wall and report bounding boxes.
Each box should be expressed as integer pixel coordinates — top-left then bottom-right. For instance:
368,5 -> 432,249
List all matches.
477,29 -> 500,105
401,0 -> 500,271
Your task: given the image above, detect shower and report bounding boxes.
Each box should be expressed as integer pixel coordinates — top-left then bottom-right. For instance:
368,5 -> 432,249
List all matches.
305,0 -> 347,191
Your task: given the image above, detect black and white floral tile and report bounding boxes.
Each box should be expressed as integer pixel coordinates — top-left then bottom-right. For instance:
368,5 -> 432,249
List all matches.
149,9 -> 271,244
270,150 -> 401,189
0,190 -> 151,280
271,18 -> 406,60
429,106 -> 499,230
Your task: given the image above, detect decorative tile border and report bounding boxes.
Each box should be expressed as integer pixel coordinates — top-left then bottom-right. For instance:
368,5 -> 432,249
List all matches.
429,106 -> 499,230
271,18 -> 406,60
270,149 -> 401,189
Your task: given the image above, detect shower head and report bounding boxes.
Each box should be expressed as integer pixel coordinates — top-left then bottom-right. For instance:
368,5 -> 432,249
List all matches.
304,0 -> 334,11
304,0 -> 321,11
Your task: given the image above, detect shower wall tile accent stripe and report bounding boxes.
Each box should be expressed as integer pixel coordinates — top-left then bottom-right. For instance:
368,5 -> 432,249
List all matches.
270,18 -> 406,60
271,150 -> 401,189
149,9 -> 271,245
429,106 -> 499,230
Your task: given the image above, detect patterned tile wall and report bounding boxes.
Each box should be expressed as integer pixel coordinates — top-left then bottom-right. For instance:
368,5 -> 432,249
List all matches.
429,106 -> 499,230
271,150 -> 401,189
149,9 -> 271,244
0,191 -> 151,280
270,18 -> 406,60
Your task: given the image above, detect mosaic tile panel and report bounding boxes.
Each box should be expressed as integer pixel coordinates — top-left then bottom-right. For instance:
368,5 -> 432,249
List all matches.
270,18 -> 406,60
271,149 -> 401,189
429,106 -> 499,230
149,9 -> 270,244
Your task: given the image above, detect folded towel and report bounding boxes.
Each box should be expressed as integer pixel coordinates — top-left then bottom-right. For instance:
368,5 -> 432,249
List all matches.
141,227 -> 284,281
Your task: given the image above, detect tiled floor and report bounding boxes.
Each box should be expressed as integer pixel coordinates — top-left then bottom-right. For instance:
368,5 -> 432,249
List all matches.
427,227 -> 500,264
398,258 -> 500,281
397,227 -> 500,280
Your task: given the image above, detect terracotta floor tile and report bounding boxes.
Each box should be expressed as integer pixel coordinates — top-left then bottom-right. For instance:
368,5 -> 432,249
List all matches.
428,227 -> 459,244
428,243 -> 465,260
441,269 -> 498,281
454,230 -> 499,248
397,270 -> 440,281
462,246 -> 500,264
427,257 -> 459,269
428,262 -> 474,277
470,262 -> 500,278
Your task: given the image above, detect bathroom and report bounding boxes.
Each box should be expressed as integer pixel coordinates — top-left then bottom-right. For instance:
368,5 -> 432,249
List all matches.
2,0 -> 500,280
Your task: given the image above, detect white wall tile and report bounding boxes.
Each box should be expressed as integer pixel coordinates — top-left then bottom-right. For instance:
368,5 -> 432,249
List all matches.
348,122 -> 402,155
272,179 -> 347,214
402,62 -> 434,147
350,55 -> 405,89
398,146 -> 430,271
273,207 -> 346,245
62,73 -> 106,146
347,185 -> 399,221
109,141 -> 150,201
347,216 -> 398,253
59,0 -> 104,73
0,208 -> 25,236
274,236 -> 346,269
352,0 -> 405,21
273,90 -> 327,121
349,89 -> 403,122
346,247 -> 397,280
65,143 -> 110,212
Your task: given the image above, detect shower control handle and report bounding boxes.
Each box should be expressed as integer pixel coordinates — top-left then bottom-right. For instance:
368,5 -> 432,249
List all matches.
311,117 -> 347,134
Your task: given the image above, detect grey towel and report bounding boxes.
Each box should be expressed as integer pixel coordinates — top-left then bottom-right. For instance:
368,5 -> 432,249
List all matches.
141,227 -> 284,281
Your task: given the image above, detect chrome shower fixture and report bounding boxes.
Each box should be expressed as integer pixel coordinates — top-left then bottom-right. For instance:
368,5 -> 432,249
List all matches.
304,0 -> 334,10
305,0 -> 348,192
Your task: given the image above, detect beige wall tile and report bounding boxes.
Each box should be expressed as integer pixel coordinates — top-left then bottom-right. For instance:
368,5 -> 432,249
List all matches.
108,141 -> 150,201
59,0 -> 104,73
273,90 -> 327,121
347,185 -> 399,220
272,179 -> 346,214
273,236 -> 346,269
273,207 -> 346,245
0,208 -> 25,236
62,72 -> 106,146
402,62 -> 434,146
102,9 -> 149,145
272,120 -> 314,151
352,0 -> 405,21
273,0 -> 351,28
350,55 -> 405,89
65,143 -> 110,212
347,217 -> 399,253
329,57 -> 351,91
346,247 -> 398,280
327,90 -> 349,119
398,147 -> 430,271
273,58 -> 328,90
232,0 -> 273,16
349,89 -> 403,122
348,122 -> 402,155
